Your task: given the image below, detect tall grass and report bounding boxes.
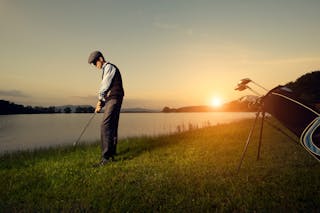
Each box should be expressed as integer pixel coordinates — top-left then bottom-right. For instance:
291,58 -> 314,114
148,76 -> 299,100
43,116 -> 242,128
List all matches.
0,119 -> 319,212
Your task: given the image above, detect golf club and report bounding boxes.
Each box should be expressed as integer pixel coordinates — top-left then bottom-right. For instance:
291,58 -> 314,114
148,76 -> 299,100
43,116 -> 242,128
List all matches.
251,81 -> 268,92
73,112 -> 97,146
234,84 -> 247,91
238,78 -> 251,86
238,78 -> 268,92
235,78 -> 269,96
245,85 -> 262,96
235,84 -> 262,96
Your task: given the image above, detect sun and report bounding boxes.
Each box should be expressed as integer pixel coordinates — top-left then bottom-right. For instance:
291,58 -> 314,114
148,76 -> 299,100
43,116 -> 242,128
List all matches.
211,97 -> 222,107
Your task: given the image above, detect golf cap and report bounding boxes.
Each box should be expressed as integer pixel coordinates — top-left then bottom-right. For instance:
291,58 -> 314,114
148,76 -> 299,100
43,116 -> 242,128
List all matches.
88,51 -> 103,64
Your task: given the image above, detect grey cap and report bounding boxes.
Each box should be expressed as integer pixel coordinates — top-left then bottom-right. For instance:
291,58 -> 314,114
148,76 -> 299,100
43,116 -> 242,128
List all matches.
88,51 -> 103,64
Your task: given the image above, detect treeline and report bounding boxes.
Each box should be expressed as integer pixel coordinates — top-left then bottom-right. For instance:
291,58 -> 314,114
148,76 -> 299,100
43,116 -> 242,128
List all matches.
162,100 -> 257,113
0,100 -> 94,115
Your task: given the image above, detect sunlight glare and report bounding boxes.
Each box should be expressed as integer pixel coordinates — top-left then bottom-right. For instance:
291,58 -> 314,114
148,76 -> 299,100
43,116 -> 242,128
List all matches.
211,97 -> 222,107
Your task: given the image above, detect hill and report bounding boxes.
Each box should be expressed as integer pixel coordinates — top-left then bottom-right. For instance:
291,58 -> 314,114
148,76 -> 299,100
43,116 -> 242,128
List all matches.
162,99 -> 257,113
285,70 -> 320,106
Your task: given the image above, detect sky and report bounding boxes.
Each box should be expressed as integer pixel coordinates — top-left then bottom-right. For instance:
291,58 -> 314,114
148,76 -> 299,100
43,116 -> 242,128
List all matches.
1,0 -> 320,109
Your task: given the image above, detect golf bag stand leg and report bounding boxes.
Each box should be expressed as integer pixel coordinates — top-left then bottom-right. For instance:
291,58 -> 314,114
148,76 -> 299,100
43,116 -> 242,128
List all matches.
257,111 -> 265,160
236,110 -> 261,173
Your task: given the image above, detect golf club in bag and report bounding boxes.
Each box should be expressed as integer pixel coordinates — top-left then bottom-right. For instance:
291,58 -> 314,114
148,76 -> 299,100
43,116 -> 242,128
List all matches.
234,78 -> 268,96
235,78 -> 320,173
73,112 -> 97,146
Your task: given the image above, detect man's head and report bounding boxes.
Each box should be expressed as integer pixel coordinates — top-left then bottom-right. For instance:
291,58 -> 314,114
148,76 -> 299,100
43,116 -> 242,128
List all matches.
88,51 -> 105,69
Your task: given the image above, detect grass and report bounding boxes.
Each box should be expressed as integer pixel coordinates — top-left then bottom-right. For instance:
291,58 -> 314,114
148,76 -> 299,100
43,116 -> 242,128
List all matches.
1,119 -> 320,212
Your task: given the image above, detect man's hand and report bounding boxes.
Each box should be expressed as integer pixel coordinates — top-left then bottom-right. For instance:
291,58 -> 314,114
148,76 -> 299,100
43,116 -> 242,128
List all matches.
95,100 -> 103,113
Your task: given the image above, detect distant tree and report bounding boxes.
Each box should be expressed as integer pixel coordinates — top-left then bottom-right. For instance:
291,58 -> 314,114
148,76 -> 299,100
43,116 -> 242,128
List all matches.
0,100 -> 10,114
87,106 -> 95,113
75,106 -> 82,113
64,107 -> 72,113
75,106 -> 94,113
25,106 -> 34,114
48,106 -> 56,113
1,100 -> 79,114
162,106 -> 171,113
34,106 -> 43,113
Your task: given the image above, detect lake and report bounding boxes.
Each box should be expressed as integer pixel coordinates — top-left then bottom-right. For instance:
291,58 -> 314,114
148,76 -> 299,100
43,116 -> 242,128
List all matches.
0,112 -> 255,153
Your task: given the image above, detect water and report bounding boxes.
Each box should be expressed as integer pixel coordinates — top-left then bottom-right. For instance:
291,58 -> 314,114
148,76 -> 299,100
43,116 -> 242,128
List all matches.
0,112 -> 255,153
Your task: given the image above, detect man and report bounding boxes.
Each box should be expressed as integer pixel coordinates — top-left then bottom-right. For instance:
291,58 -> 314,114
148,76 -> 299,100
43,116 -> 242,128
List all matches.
88,51 -> 124,167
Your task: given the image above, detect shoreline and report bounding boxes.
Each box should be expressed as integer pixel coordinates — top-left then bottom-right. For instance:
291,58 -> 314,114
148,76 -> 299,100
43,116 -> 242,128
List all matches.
0,114 -> 256,154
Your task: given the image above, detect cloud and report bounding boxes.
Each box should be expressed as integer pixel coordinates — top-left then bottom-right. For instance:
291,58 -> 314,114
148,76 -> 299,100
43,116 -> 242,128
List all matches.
0,90 -> 30,98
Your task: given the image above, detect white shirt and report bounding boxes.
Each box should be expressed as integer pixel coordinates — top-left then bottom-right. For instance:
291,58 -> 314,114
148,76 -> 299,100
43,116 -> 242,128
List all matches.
98,62 -> 116,101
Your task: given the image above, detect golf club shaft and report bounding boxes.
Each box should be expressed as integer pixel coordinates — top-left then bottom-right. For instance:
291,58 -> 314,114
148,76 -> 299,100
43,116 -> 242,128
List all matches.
251,81 -> 268,92
73,112 -> 97,146
247,86 -> 262,96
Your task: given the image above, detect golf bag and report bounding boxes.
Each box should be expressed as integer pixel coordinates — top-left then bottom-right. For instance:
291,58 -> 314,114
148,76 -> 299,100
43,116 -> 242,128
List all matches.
262,86 -> 320,162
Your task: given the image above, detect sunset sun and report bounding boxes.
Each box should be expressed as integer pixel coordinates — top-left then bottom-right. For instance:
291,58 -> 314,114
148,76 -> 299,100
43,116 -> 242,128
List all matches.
211,97 -> 222,108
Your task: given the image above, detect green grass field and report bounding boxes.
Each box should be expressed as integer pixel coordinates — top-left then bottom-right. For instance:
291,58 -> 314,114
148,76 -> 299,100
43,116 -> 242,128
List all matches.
1,119 -> 319,212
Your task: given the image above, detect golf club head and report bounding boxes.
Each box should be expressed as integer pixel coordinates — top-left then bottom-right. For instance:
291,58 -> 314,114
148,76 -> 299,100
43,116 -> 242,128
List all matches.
238,78 -> 251,86
235,84 -> 247,91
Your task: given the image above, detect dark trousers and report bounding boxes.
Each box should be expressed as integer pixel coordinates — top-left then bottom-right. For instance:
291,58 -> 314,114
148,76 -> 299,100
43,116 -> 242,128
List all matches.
101,98 -> 123,159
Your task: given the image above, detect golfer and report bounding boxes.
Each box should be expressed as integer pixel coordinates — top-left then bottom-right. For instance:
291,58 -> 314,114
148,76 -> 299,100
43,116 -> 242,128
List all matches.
88,51 -> 124,167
